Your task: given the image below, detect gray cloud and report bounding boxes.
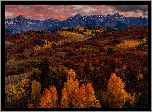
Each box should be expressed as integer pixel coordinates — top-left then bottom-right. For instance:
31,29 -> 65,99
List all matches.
142,11 -> 148,17
110,5 -> 148,12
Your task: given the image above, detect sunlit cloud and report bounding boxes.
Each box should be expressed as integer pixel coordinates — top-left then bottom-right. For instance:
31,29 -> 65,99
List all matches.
5,5 -> 148,20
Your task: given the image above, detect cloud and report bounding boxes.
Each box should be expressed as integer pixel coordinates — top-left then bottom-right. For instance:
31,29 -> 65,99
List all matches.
72,5 -> 82,10
5,5 -> 148,20
82,7 -> 97,13
5,12 -> 14,18
111,5 -> 148,12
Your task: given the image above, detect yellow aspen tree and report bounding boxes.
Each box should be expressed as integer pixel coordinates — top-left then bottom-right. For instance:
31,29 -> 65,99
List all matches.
48,41 -> 52,48
49,86 -> 58,108
38,88 -> 51,108
102,73 -> 132,108
64,78 -> 79,107
74,84 -> 86,108
38,86 -> 58,108
74,83 -> 101,108
60,88 -> 69,108
30,80 -> 41,107
67,69 -> 76,80
85,83 -> 100,108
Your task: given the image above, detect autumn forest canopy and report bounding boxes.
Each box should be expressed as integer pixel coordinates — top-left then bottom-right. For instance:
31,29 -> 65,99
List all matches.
5,25 -> 149,109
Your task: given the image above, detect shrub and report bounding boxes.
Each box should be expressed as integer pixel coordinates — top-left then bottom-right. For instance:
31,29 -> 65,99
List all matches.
30,80 -> 41,107
111,40 -> 121,46
137,73 -> 144,80
116,40 -> 140,50
79,48 -> 89,55
134,90 -> 148,108
31,68 -> 41,81
79,47 -> 100,55
52,42 -> 56,50
137,42 -> 144,49
92,48 -> 100,54
18,45 -> 25,54
29,59 -> 41,68
107,47 -> 114,55
34,39 -> 45,46
5,78 -> 29,108
16,67 -> 24,74
123,100 -> 134,108
5,69 -> 17,77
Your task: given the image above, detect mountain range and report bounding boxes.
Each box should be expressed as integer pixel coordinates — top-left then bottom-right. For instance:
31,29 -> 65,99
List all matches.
5,13 -> 148,34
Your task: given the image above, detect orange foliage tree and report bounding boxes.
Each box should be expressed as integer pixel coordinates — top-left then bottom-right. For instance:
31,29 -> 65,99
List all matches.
38,86 -> 58,108
102,73 -> 135,108
74,83 -> 101,108
60,88 -> 69,108
60,77 -> 79,108
60,69 -> 101,108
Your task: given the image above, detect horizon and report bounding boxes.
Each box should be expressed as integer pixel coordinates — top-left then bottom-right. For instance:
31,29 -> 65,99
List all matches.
5,5 -> 148,21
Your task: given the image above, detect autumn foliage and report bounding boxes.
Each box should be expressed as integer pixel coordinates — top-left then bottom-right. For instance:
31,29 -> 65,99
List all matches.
30,80 -> 41,107
5,26 -> 148,108
102,73 -> 135,108
74,83 -> 101,108
38,86 -> 58,108
60,69 -> 101,108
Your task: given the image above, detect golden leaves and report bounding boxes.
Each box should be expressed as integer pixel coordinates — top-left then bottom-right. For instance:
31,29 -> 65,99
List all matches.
137,73 -> 144,80
5,78 -> 29,108
74,84 -> 86,108
38,86 -> 58,108
61,71 -> 101,108
102,73 -> 132,108
30,80 -> 41,107
56,31 -> 83,46
34,40 -> 52,51
27,103 -> 34,108
74,83 -> 101,108
60,88 -> 69,108
67,69 -> 76,80
116,40 -> 140,49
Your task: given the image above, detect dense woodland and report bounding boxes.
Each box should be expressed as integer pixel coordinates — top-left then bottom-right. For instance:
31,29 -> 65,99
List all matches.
5,26 -> 149,108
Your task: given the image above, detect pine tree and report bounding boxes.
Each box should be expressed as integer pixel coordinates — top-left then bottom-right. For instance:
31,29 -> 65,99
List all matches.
39,57 -> 52,93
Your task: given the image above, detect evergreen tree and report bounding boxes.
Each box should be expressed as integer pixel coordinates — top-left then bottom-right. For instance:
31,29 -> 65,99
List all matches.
39,57 -> 52,93
52,42 -> 56,50
134,90 -> 148,108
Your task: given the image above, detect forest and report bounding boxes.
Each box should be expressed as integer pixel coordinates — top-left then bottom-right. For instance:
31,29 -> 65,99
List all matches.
5,25 -> 148,108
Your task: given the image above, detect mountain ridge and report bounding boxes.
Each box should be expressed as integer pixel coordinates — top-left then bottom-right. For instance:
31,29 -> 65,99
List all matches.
5,13 -> 148,34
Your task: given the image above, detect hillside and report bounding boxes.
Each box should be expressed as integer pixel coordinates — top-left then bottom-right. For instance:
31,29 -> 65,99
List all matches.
5,25 -> 148,108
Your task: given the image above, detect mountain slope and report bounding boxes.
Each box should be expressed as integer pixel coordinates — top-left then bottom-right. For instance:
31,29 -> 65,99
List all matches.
5,13 -> 148,34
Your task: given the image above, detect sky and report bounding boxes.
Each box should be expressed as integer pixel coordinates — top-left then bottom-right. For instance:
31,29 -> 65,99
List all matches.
5,5 -> 148,21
